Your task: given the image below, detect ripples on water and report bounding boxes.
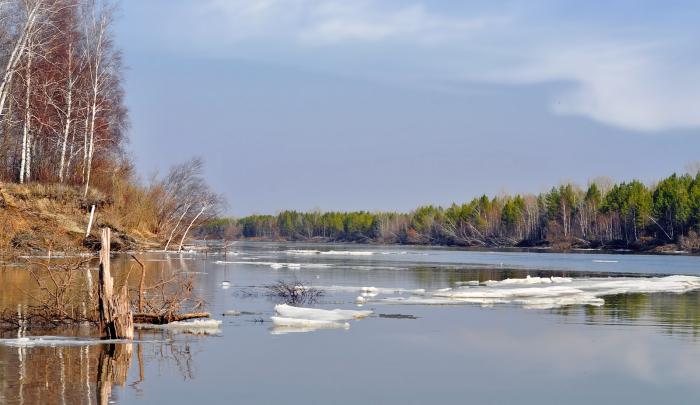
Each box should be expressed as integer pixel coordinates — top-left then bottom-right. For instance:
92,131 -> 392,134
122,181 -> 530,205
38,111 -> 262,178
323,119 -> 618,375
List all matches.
2,242 -> 700,404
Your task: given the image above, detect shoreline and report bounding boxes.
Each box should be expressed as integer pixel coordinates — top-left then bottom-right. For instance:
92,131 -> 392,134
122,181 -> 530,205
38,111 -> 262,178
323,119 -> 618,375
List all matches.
203,238 -> 698,257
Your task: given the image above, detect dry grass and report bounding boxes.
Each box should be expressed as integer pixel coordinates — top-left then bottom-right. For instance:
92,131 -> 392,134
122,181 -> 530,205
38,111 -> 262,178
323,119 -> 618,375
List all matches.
0,182 -> 159,253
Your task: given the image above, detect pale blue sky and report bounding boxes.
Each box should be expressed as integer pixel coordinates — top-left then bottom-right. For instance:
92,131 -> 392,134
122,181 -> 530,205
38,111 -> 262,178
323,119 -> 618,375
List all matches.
115,0 -> 700,215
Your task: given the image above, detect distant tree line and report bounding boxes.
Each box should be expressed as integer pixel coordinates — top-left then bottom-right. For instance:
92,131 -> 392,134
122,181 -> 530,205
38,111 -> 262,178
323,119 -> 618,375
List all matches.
198,171 -> 700,252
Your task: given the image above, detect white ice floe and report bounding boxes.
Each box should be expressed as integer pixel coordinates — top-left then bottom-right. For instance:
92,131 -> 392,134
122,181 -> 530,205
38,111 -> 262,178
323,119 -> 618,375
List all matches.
0,336 -> 131,347
270,316 -> 349,330
381,296 -> 510,307
285,249 -> 321,255
316,285 -> 426,296
483,275 -> 573,286
285,249 -> 375,256
214,260 -> 329,270
286,249 -> 413,256
274,304 -> 372,321
593,259 -> 619,263
455,281 -> 481,286
136,319 -> 222,335
379,275 -> 700,310
321,250 -> 374,256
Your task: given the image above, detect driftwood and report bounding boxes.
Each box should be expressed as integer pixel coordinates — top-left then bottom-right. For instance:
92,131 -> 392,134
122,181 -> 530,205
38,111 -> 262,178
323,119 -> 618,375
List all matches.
98,228 -> 133,339
133,312 -> 210,324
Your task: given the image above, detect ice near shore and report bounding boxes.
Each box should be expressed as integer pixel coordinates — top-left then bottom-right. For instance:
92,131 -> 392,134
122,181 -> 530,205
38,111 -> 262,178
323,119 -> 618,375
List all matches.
135,319 -> 222,335
0,336 -> 133,347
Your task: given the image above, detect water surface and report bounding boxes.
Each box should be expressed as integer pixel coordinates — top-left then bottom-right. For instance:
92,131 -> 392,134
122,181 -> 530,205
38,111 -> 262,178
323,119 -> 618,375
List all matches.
2,242 -> 700,404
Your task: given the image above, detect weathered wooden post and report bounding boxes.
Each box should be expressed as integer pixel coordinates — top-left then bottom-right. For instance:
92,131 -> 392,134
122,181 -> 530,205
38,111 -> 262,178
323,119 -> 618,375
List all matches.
98,228 -> 134,339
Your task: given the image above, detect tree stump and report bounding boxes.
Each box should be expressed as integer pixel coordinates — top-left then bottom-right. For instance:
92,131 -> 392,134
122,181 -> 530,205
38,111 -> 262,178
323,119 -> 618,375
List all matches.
98,228 -> 133,339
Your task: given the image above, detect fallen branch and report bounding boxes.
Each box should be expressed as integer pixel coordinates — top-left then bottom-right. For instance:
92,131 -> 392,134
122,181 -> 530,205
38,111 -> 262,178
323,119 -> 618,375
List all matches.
133,312 -> 210,324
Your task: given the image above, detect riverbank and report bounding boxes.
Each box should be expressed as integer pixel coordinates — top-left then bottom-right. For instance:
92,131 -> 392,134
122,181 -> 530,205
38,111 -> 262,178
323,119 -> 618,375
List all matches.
0,183 -> 158,253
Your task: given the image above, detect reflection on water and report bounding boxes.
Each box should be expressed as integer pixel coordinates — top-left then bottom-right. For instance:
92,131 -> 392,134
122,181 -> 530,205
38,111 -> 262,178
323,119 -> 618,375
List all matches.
2,242 -> 700,404
0,330 -> 201,405
0,336 -> 131,405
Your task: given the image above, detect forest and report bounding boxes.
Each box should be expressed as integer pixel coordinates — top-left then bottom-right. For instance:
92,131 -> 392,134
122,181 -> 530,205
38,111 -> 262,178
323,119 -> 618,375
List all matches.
0,0 -> 221,251
199,172 -> 700,253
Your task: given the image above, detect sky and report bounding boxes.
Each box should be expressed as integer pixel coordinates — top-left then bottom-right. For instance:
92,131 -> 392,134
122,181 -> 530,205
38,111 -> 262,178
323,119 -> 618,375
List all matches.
115,0 -> 700,216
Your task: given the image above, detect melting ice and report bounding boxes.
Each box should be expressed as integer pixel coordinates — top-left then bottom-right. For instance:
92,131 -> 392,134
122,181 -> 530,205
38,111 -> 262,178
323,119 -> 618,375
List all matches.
375,275 -> 700,309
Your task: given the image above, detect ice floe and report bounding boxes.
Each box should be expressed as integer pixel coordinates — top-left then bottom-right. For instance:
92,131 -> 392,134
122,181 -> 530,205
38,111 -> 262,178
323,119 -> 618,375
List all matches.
483,275 -> 573,285
136,319 -> 222,335
270,304 -> 372,334
275,304 -> 372,321
285,249 -> 374,256
315,285 -> 426,296
270,316 -> 349,330
214,260 -> 329,270
378,275 -> 700,309
0,336 -> 132,347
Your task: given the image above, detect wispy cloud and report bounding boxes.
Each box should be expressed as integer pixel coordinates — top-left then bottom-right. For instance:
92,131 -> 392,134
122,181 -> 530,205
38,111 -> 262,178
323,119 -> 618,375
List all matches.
170,0 -> 700,132
199,0 -> 508,44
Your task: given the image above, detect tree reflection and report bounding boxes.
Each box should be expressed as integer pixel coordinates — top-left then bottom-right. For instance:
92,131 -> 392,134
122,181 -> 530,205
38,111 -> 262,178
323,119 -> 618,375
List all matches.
558,291 -> 700,338
0,331 -> 200,405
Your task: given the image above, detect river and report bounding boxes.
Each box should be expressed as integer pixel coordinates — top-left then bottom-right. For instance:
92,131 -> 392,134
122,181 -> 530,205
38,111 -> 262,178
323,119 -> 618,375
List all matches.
2,242 -> 700,404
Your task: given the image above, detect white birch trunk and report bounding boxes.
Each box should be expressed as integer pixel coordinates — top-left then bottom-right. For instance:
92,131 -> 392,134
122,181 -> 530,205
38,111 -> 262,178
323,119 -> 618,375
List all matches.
164,202 -> 191,252
83,15 -> 106,197
59,43 -> 74,183
177,205 -> 207,252
19,41 -> 32,183
0,3 -> 40,119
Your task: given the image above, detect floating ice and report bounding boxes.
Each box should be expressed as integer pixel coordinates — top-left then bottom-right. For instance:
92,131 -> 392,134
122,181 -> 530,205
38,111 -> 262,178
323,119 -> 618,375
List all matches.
316,285 -> 426,295
136,319 -> 222,335
214,260 -> 329,269
0,336 -> 131,347
379,275 -> 700,309
483,275 -> 573,285
455,281 -> 481,286
270,316 -> 349,330
321,250 -> 374,256
270,326 -> 320,335
285,249 -> 321,255
285,249 -> 413,256
274,304 -> 372,321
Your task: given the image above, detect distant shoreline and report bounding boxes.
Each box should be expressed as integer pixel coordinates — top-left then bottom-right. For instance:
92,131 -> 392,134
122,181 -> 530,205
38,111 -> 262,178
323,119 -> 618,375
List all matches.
202,237 -> 698,257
